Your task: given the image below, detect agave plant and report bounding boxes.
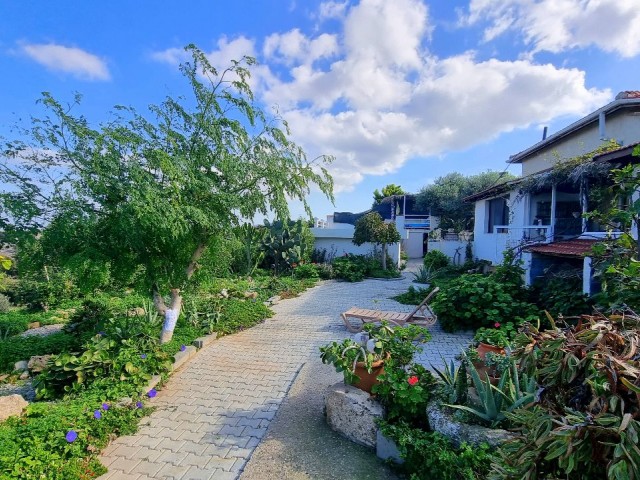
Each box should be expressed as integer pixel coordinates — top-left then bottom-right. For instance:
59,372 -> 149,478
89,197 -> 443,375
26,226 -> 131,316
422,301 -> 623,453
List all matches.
445,356 -> 536,427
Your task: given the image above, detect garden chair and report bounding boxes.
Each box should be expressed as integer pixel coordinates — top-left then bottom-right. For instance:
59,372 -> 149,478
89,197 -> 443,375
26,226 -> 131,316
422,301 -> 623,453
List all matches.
341,287 -> 439,333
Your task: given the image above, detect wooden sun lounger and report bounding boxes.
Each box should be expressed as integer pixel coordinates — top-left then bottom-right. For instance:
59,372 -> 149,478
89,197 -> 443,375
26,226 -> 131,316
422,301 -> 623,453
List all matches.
341,287 -> 439,333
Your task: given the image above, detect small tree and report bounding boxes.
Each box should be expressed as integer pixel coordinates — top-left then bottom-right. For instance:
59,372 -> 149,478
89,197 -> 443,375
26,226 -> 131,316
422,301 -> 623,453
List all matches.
0,45 -> 334,343
373,184 -> 404,205
353,213 -> 401,270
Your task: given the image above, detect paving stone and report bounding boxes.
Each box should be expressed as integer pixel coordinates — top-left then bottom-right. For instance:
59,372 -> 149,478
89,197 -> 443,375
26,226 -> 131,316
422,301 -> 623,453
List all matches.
98,265 -> 471,478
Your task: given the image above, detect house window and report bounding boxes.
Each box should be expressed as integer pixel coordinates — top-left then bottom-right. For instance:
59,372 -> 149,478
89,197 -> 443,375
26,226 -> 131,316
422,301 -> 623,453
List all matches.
487,197 -> 509,233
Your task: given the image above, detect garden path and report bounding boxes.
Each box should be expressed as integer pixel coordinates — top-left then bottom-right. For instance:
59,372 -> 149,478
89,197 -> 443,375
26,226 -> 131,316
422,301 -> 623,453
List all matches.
98,261 -> 472,480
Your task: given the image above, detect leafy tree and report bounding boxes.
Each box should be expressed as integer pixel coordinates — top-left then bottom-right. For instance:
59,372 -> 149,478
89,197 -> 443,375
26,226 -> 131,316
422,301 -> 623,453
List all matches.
416,171 -> 515,231
373,183 -> 405,205
352,213 -> 401,270
0,45 -> 334,343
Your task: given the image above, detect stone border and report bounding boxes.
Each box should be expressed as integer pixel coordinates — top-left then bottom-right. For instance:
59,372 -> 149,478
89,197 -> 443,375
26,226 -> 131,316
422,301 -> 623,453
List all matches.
139,331 -> 219,396
426,400 -> 515,448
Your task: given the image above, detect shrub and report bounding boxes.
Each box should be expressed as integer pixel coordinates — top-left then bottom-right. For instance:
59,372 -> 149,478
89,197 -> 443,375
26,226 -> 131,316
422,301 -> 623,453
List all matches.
494,312 -> 640,479
372,363 -> 435,425
423,250 -> 450,270
293,263 -> 320,279
432,274 -> 538,332
0,389 -> 150,479
531,274 -> 592,317
378,421 -> 494,480
332,255 -> 369,282
216,298 -> 273,334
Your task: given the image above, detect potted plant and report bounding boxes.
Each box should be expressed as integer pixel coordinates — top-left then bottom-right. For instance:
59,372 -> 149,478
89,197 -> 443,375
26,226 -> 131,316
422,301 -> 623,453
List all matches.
320,322 -> 430,393
473,322 -> 517,359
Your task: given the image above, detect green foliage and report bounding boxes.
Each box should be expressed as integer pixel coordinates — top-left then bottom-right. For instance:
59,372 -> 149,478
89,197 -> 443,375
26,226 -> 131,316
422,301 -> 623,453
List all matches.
0,45 -> 333,345
423,250 -> 450,270
352,213 -> 401,270
0,389 -> 150,480
531,273 -> 592,317
231,223 -> 265,276
411,266 -> 436,284
0,332 -> 79,373
320,323 -> 430,385
373,363 -> 435,424
416,171 -> 516,231
332,254 -> 400,282
379,421 -> 494,480
431,356 -> 467,405
13,272 -> 80,311
260,219 -> 311,274
446,358 -> 536,427
591,233 -> 640,310
373,184 -> 404,205
494,312 -> 640,479
292,263 -> 320,279
432,274 -> 538,332
393,285 -> 435,305
216,298 -> 273,334
473,322 -> 518,348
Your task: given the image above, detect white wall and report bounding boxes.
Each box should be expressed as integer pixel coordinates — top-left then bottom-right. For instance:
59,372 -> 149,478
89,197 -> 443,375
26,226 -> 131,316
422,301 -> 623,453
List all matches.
404,231 -> 425,259
522,111 -> 640,176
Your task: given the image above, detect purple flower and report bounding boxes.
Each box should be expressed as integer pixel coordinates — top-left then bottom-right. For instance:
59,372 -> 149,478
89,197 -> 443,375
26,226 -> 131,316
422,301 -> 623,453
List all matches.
136,401 -> 144,409
102,403 -> 109,411
180,344 -> 186,352
140,354 -> 147,359
147,388 -> 157,398
66,430 -> 78,442
93,410 -> 102,420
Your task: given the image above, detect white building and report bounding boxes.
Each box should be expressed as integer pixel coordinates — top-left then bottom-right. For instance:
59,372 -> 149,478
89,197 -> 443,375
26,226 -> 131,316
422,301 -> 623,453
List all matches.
468,91 -> 640,294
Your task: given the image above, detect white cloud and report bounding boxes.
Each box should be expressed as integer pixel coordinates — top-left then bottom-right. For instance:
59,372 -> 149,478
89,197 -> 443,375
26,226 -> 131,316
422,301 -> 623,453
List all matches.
318,1 -> 348,20
463,0 -> 640,58
20,43 -> 110,81
153,0 -> 612,193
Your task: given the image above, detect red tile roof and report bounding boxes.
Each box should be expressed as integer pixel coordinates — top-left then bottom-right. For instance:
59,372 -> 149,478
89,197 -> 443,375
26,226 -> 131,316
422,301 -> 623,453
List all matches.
526,239 -> 598,258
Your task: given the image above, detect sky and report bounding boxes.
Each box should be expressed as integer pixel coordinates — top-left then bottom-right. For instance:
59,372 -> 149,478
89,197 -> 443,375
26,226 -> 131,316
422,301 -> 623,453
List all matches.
1,0 -> 639,221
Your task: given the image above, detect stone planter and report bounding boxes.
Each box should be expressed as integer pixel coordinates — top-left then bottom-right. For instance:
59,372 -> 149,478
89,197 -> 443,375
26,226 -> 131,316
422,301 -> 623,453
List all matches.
426,400 -> 515,448
376,429 -> 404,464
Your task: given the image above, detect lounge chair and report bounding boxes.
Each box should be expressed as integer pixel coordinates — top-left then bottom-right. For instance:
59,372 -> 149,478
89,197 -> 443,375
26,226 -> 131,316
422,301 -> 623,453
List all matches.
341,287 -> 439,333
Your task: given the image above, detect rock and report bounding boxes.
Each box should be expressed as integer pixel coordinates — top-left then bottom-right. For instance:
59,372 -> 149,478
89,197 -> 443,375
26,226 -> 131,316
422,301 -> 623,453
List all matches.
14,360 -> 28,372
376,430 -> 404,464
116,397 -> 133,408
0,394 -> 28,422
127,307 -> 146,317
426,401 -> 516,448
19,372 -> 30,380
27,322 -> 41,330
266,295 -> 281,305
27,355 -> 53,373
244,291 -> 258,300
325,382 -> 384,449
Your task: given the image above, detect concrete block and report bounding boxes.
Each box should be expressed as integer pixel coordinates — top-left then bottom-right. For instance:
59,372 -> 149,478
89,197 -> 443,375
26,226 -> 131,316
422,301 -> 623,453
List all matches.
325,382 -> 383,449
376,430 -> 404,464
192,333 -> 218,349
172,345 -> 197,371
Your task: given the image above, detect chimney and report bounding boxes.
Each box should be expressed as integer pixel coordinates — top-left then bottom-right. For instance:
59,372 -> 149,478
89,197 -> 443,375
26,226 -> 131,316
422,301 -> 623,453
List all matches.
542,126 -> 548,140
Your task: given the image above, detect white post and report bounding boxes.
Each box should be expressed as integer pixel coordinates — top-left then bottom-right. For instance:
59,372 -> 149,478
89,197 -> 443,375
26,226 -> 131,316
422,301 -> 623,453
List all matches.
581,179 -> 588,233
550,183 -> 557,241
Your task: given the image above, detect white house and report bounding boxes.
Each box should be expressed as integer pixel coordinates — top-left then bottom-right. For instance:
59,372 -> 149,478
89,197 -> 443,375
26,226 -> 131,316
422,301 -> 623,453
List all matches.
311,194 -> 437,266
468,91 -> 640,294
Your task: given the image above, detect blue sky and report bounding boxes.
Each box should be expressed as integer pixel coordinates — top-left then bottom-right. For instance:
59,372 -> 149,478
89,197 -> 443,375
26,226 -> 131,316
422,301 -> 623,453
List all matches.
1,0 -> 639,220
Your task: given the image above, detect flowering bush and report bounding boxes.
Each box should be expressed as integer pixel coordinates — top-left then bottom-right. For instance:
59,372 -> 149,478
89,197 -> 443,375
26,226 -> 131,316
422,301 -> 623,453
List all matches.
373,363 -> 435,425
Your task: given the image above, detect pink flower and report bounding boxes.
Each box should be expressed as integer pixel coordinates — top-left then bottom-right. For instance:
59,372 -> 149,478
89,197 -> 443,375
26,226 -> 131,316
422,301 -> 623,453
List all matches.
494,322 -> 501,328
408,376 -> 419,386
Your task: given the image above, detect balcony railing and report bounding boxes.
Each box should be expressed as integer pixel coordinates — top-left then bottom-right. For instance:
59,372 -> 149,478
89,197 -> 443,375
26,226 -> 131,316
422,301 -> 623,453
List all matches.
493,225 -> 552,243
403,215 -> 431,230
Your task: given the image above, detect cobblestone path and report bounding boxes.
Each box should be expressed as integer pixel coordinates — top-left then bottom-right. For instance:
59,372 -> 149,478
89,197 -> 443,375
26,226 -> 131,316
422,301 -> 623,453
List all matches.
98,266 -> 472,479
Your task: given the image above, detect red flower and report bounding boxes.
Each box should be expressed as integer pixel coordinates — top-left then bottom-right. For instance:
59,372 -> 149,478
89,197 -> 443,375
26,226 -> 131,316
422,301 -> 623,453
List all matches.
494,322 -> 501,328
408,376 -> 419,386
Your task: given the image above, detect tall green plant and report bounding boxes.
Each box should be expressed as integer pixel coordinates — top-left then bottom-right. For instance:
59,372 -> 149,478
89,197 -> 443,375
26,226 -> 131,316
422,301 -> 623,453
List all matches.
0,45 -> 334,343
352,213 -> 400,270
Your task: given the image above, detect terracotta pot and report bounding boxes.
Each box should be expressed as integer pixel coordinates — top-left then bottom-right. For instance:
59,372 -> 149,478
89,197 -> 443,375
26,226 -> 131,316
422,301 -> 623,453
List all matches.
352,358 -> 386,394
472,361 -> 501,386
476,342 -> 506,361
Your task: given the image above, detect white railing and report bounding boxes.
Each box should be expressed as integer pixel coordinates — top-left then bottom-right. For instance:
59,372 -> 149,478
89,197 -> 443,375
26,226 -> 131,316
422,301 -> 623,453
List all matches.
493,225 -> 552,243
403,215 -> 430,230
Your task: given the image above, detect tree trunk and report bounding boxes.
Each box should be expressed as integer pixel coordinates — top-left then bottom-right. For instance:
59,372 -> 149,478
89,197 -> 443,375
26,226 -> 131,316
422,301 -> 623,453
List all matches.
156,241 -> 207,344
382,243 -> 387,270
